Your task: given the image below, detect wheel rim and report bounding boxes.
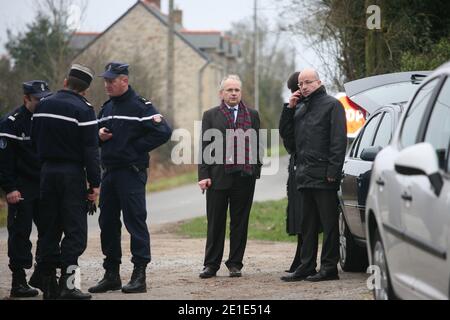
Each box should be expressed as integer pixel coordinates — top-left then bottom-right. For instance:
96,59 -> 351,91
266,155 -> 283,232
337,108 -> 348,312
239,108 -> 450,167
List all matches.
339,210 -> 347,265
373,240 -> 389,300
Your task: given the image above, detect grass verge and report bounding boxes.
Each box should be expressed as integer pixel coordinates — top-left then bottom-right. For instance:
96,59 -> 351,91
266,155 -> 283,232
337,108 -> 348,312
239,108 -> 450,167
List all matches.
147,170 -> 197,193
177,198 -> 302,243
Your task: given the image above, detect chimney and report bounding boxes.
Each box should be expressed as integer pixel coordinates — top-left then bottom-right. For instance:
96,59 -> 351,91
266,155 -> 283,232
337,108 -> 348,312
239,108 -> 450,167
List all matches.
143,0 -> 160,9
173,9 -> 183,26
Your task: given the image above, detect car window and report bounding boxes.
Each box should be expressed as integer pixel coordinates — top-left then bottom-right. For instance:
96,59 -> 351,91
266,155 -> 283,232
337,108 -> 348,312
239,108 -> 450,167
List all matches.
373,112 -> 392,148
355,113 -> 382,158
400,78 -> 440,148
423,78 -> 450,171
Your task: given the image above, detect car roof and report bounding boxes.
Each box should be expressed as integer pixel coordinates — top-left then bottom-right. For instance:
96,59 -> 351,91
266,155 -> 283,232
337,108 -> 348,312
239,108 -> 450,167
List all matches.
344,71 -> 431,96
344,71 -> 431,114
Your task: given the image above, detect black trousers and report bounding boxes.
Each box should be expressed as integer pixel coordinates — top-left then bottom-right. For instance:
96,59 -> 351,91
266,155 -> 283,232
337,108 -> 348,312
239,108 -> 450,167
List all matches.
99,168 -> 150,269
297,188 -> 339,274
39,163 -> 87,272
204,175 -> 256,271
7,179 -> 41,271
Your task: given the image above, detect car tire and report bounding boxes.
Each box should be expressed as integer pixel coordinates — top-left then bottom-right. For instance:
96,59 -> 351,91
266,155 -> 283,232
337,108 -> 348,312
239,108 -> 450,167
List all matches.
339,207 -> 368,272
371,229 -> 397,300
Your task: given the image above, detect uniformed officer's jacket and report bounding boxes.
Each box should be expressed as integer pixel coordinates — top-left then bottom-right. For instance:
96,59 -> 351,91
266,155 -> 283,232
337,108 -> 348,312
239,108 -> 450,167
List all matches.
31,89 -> 101,188
0,105 -> 40,193
98,86 -> 172,169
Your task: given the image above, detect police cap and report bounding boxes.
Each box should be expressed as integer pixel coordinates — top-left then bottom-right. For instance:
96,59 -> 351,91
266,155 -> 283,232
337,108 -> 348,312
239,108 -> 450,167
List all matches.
22,80 -> 51,99
69,64 -> 94,86
100,62 -> 129,79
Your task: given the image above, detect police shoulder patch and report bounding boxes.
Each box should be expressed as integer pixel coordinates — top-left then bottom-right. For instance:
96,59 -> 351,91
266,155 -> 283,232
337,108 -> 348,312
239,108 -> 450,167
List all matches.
138,96 -> 153,106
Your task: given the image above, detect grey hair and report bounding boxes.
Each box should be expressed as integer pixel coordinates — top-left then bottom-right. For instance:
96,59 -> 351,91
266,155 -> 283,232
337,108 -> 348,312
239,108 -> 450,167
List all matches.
313,70 -> 321,80
219,74 -> 242,91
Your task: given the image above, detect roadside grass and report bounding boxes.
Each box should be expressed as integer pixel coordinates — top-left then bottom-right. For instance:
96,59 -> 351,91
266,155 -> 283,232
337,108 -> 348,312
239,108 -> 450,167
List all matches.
176,198 -> 323,243
145,144 -> 288,194
147,170 -> 197,193
0,205 -> 6,228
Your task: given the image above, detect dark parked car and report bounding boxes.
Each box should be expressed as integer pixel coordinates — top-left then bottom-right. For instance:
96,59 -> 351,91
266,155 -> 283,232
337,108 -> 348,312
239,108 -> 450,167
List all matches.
338,71 -> 430,272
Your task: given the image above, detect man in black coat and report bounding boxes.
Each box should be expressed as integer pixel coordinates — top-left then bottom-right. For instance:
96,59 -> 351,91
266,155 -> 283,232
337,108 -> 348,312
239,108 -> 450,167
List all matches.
198,75 -> 262,279
280,68 -> 347,282
279,71 -> 303,273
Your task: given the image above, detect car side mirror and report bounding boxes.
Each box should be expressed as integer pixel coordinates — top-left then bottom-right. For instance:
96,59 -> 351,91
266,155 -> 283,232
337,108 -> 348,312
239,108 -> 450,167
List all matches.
394,142 -> 443,196
360,146 -> 382,162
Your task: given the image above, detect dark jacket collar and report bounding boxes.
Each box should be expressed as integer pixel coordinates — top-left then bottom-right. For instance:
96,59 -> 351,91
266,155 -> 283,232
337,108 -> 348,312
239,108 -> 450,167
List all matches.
302,85 -> 327,102
58,89 -> 86,101
111,86 -> 135,103
19,104 -> 33,117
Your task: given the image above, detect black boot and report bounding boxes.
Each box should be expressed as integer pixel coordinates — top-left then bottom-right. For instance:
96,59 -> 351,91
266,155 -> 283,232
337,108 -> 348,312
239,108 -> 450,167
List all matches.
88,266 -> 122,293
58,271 -> 92,300
121,265 -> 147,294
42,271 -> 59,300
10,269 -> 39,298
29,263 -> 44,292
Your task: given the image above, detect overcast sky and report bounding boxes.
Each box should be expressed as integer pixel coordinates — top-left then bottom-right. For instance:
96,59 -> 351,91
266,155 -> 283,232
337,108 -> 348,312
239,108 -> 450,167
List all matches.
1,0 -> 282,49
0,0 -> 324,88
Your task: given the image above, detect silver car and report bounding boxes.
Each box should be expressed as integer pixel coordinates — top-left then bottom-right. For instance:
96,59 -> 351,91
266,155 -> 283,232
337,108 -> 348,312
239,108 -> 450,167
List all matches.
365,61 -> 450,300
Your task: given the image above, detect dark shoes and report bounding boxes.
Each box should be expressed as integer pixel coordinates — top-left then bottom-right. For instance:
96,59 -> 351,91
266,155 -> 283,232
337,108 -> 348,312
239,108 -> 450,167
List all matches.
199,266 -> 217,279
305,270 -> 339,282
281,270 -> 317,282
29,265 -> 44,292
42,274 -> 59,300
59,274 -> 92,300
228,266 -> 242,278
10,269 -> 39,298
88,268 -> 122,293
122,265 -> 147,294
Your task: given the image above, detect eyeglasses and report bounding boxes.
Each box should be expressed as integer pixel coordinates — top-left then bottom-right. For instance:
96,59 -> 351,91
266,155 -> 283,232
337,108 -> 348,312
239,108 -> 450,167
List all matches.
298,79 -> 319,87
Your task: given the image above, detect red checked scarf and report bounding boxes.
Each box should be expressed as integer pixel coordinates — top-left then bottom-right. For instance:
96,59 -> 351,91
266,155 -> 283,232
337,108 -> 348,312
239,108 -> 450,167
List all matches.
219,101 -> 254,176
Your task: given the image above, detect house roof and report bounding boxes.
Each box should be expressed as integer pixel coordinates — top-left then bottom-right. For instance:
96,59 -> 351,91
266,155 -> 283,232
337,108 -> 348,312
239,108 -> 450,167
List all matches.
72,1 -> 240,60
73,0 -> 209,61
70,32 -> 100,51
180,30 -> 240,58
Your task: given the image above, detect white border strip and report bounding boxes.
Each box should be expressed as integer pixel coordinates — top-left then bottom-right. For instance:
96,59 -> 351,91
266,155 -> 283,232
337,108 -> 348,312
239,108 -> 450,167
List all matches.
0,133 -> 31,141
98,114 -> 162,123
32,113 -> 98,127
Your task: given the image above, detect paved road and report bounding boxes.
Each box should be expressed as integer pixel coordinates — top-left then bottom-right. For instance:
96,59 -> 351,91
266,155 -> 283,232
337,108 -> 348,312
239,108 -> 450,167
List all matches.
0,156 -> 289,239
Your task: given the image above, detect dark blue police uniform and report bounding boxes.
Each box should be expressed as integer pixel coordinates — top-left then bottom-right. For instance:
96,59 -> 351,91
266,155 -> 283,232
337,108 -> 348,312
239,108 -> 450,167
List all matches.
97,85 -> 172,269
32,89 -> 100,274
0,105 -> 42,270
0,81 -> 56,297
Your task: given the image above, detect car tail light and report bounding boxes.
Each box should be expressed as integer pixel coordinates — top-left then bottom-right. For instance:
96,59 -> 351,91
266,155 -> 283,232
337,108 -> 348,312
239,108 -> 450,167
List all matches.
336,92 -> 368,138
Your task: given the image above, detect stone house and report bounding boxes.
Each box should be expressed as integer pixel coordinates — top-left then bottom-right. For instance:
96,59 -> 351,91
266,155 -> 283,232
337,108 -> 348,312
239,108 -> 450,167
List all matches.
72,0 -> 241,134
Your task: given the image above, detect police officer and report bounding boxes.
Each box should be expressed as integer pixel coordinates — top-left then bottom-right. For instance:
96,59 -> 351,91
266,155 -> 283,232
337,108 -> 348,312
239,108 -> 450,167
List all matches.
32,64 -> 101,300
88,62 -> 172,294
0,81 -> 51,297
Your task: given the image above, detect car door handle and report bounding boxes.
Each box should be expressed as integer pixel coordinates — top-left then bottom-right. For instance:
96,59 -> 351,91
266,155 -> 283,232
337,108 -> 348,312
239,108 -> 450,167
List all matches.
401,192 -> 412,202
375,178 -> 385,186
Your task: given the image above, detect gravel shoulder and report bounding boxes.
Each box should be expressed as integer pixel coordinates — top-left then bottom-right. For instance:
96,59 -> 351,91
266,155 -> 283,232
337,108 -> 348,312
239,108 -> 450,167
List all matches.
0,222 -> 373,300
